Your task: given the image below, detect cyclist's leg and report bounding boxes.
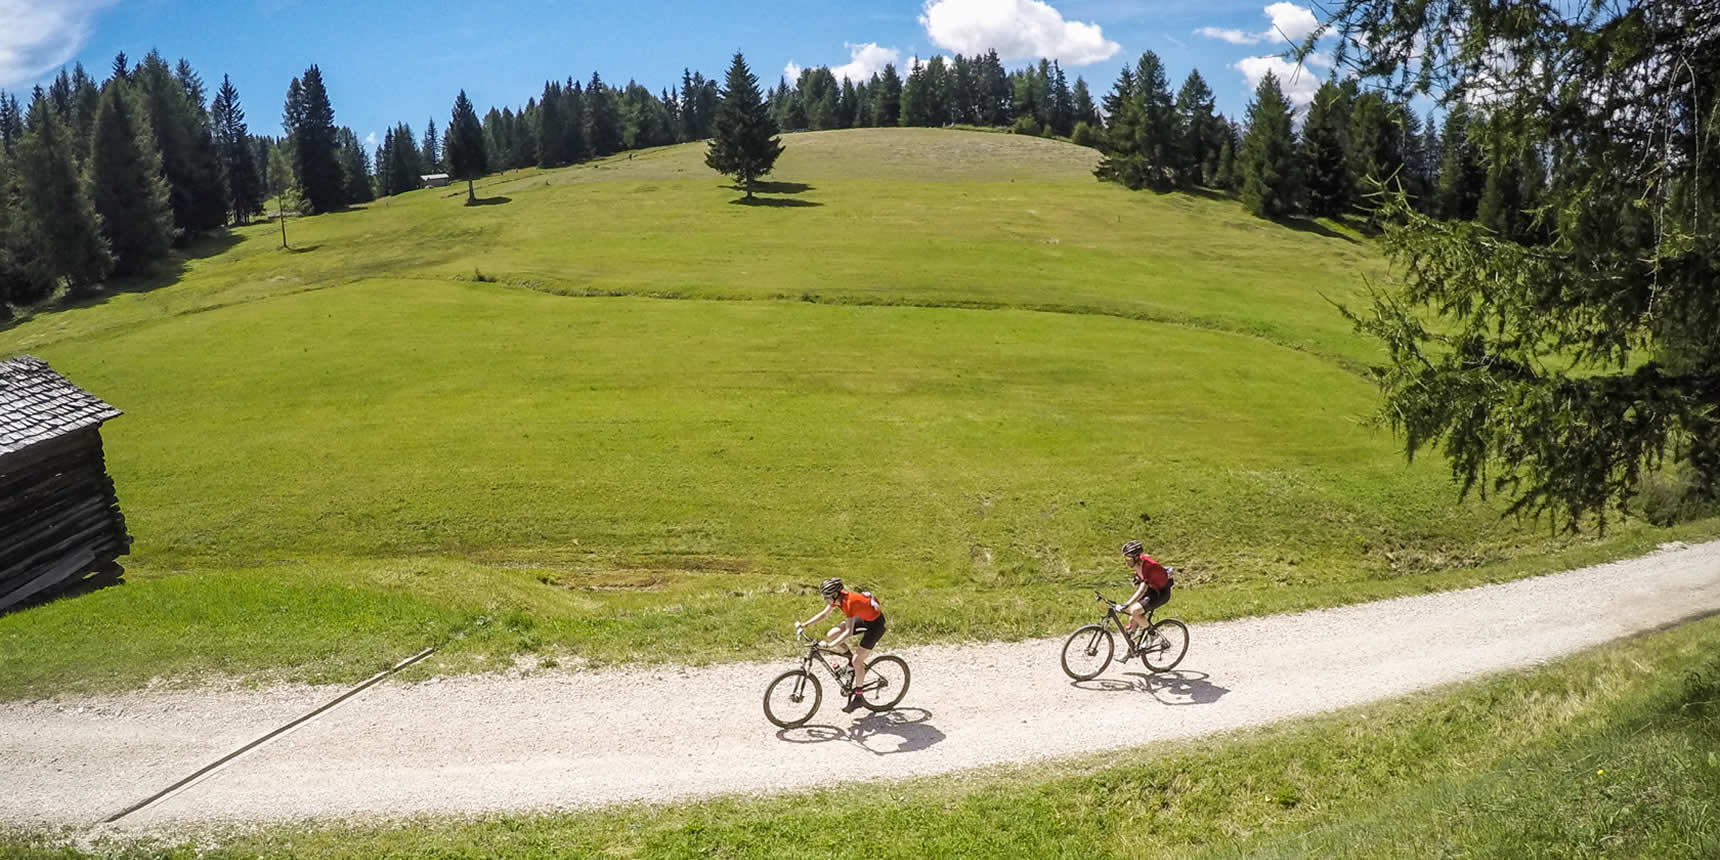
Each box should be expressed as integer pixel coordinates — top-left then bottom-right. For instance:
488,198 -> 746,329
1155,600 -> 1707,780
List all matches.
851,615 -> 886,690
1123,602 -> 1146,634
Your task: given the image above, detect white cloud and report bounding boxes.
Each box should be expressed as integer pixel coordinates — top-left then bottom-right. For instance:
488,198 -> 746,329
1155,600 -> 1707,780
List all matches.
787,43 -> 902,85
1236,54 -> 1324,113
0,0 -> 117,89
1195,3 -> 1321,48
919,0 -> 1120,65
364,131 -> 378,147
1196,27 -> 1257,45
831,42 -> 900,83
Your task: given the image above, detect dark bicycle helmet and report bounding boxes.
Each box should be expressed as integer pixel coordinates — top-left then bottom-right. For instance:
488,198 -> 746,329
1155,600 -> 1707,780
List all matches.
820,577 -> 844,599
1121,539 -> 1144,559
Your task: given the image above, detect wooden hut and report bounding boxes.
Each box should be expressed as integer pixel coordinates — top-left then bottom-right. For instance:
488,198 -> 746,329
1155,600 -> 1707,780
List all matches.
0,355 -> 131,611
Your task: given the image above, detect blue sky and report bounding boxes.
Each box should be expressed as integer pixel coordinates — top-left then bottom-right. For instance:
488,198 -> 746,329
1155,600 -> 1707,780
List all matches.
3,0 -> 1340,147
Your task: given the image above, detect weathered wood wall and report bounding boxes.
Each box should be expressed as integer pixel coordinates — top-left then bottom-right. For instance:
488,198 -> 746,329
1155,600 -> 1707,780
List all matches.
0,427 -> 131,611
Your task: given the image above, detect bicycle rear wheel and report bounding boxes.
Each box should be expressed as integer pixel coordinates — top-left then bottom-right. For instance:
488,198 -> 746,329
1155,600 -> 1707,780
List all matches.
1060,624 -> 1115,680
1142,619 -> 1189,672
859,655 -> 910,711
763,669 -> 822,728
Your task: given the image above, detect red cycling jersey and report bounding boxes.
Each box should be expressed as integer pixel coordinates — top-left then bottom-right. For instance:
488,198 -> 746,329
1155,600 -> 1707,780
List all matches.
1132,555 -> 1170,590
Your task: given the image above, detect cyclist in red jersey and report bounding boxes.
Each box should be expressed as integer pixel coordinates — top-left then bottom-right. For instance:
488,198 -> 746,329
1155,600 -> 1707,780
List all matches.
796,577 -> 887,713
1118,539 -> 1173,635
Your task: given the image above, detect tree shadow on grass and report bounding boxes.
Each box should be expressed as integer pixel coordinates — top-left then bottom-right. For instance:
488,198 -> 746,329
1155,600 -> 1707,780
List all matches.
735,181 -> 814,195
282,244 -> 322,253
729,196 -> 824,208
0,230 -> 245,335
1277,216 -> 1362,245
466,196 -> 513,207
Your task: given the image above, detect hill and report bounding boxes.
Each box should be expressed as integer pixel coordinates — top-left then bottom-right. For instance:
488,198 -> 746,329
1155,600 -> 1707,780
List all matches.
0,128 -> 1709,697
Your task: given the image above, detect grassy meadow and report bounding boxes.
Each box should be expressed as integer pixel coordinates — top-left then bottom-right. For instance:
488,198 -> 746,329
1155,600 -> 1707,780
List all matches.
1,128 -> 1713,697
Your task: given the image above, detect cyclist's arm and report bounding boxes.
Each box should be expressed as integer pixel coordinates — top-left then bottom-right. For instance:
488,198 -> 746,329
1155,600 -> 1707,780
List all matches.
1125,581 -> 1149,607
800,604 -> 834,628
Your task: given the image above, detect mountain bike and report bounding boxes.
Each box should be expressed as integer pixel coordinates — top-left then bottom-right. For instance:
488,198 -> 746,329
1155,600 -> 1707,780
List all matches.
763,629 -> 911,729
1060,589 -> 1189,680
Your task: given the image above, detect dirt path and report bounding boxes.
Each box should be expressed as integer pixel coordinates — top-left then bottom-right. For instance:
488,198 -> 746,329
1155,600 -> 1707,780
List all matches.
5,541 -> 1718,831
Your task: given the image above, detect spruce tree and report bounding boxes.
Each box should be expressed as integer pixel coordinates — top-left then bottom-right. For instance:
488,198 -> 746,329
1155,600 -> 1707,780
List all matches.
705,53 -> 784,199
1239,71 -> 1300,219
421,118 -> 440,171
446,90 -> 489,204
537,82 -> 566,167
14,92 -> 111,297
135,52 -> 226,234
211,75 -> 263,224
0,92 -> 23,153
874,63 -> 902,127
1132,52 -> 1179,190
900,60 -> 931,127
1174,70 -> 1218,187
1050,62 -> 1074,136
1301,81 -> 1351,217
68,64 -> 100,161
585,73 -> 623,156
1071,77 -> 1098,128
1435,105 -> 1483,220
1094,67 -> 1147,188
287,65 -> 344,214
89,79 -> 174,275
336,128 -> 373,204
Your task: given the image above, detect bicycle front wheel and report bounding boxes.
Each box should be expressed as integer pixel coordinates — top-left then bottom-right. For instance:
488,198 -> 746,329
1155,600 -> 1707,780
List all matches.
1142,619 -> 1189,672
860,655 -> 910,711
1061,624 -> 1114,680
763,669 -> 822,728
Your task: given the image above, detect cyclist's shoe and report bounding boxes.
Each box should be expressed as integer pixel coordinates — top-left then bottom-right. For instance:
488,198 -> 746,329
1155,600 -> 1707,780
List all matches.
841,692 -> 866,713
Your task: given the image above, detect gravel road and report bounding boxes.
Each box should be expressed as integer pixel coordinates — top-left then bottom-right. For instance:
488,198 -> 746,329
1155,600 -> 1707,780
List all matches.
4,540 -> 1718,831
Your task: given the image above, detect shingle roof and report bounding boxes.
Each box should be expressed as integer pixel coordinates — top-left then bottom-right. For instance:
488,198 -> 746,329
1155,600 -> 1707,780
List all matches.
0,355 -> 122,457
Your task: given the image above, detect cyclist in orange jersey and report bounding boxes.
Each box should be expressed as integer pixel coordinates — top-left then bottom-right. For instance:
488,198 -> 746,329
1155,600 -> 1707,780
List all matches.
796,577 -> 887,713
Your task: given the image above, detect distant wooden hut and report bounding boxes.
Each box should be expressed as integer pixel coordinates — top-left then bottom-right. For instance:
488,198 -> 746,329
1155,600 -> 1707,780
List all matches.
0,356 -> 131,611
421,173 -> 451,188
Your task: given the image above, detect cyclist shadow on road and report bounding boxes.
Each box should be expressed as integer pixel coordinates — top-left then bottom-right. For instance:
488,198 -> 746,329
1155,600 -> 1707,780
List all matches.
774,708 -> 946,756
1071,670 -> 1230,706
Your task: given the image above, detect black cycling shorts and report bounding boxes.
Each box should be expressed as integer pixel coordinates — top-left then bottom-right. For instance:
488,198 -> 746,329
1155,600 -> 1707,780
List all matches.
850,614 -> 887,650
1141,583 -> 1172,612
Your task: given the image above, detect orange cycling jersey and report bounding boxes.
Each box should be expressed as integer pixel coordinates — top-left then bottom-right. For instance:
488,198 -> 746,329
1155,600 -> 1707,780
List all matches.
837,590 -> 881,622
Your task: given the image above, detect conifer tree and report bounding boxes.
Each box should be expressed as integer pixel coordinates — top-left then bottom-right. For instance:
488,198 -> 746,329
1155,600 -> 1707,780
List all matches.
446,90 -> 489,204
1071,77 -> 1098,127
336,127 -> 373,204
135,52 -> 226,234
1435,105 -> 1483,220
1094,67 -> 1146,187
286,65 -> 344,214
1132,52 -> 1178,190
14,92 -> 110,297
88,78 -> 174,275
68,64 -> 100,160
874,63 -> 902,127
705,52 -> 784,199
211,75 -> 263,224
1239,71 -> 1300,218
0,92 -> 23,153
900,59 -> 931,126
421,118 -> 440,171
585,73 -> 623,156
1301,80 -> 1351,217
1049,62 -> 1074,136
1173,70 -> 1218,186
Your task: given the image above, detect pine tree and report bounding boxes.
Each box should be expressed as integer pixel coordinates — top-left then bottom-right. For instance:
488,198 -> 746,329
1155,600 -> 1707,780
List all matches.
874,63 -> 902,127
705,53 -> 784,199
1071,77 -> 1098,128
1132,52 -> 1179,190
1301,81 -> 1350,217
14,92 -> 111,297
68,64 -> 100,161
211,75 -> 263,224
900,59 -> 930,127
1173,70 -> 1218,187
1435,105 -> 1483,220
1049,62 -> 1074,136
1094,67 -> 1146,188
110,52 -> 129,82
0,92 -> 23,153
585,73 -> 623,156
446,90 -> 489,204
336,128 -> 373,204
284,65 -> 344,214
1346,92 -> 1406,211
88,78 -> 174,275
421,118 -> 440,171
1239,71 -> 1300,219
135,52 -> 226,234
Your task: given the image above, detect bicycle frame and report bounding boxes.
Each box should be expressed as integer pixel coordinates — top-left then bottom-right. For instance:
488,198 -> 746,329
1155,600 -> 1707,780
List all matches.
1093,590 -> 1160,655
794,632 -> 884,696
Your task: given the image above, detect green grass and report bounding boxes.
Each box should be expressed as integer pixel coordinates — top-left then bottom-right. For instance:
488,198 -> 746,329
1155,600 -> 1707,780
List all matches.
1,128 -> 1713,698
11,607 -> 1719,859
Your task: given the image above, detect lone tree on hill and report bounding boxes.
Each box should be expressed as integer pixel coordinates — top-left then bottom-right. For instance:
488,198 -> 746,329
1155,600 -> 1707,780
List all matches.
705,52 -> 783,199
445,90 -> 489,204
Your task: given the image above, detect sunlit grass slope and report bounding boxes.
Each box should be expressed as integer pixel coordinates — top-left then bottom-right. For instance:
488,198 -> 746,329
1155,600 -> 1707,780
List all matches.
0,128 -> 1710,697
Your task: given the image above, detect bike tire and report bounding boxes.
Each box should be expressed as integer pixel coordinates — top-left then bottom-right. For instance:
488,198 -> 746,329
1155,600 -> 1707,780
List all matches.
1142,619 -> 1190,672
1060,624 -> 1115,680
763,669 -> 822,728
860,655 -> 910,711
